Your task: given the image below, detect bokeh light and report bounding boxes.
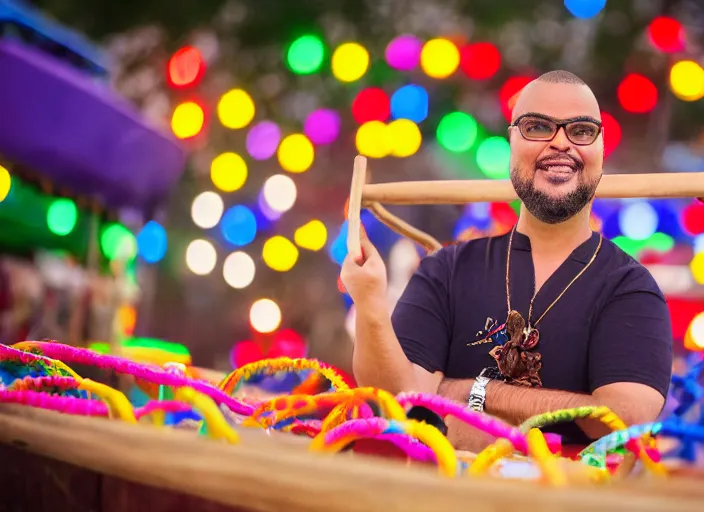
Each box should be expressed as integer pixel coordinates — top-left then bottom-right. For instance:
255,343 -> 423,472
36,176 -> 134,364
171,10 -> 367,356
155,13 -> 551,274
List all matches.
331,42 -> 369,82
436,112 -> 478,153
619,201 -> 658,240
670,60 -> 704,102
617,74 -> 658,114
390,84 -> 429,123
246,121 -> 281,160
690,253 -> 704,285
262,174 -> 297,213
304,109 -> 341,145
47,198 -> 78,236
210,152 -> 248,192
385,35 -> 422,71
682,202 -> 704,235
191,191 -> 224,229
217,89 -> 255,129
250,298 -> 281,333
356,121 -> 392,158
186,239 -> 217,275
476,137 -> 510,179
500,76 -> 533,121
294,220 -> 328,251
137,221 -> 168,264
420,38 -> 460,79
220,205 -> 257,247
0,165 -> 10,202
101,224 -> 137,261
648,16 -> 685,53
564,0 -> 606,19
601,111 -> 622,158
171,101 -> 204,139
685,312 -> 704,350
167,46 -> 204,88
388,119 -> 422,157
287,35 -> 325,74
352,88 -> 390,124
277,134 -> 315,173
459,43 -> 501,80
223,251 -> 256,289
262,236 -> 299,272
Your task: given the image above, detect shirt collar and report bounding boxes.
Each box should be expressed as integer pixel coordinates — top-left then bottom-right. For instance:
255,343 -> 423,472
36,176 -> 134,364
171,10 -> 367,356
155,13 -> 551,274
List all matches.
510,228 -> 601,264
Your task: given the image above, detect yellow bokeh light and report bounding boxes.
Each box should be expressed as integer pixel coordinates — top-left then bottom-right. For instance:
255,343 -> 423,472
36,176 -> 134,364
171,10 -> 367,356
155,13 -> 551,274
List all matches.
294,220 -> 327,251
262,236 -> 299,272
331,42 -> 370,82
685,312 -> 704,351
0,165 -> 11,202
689,252 -> 704,284
217,89 -> 255,129
420,38 -> 460,79
356,121 -> 392,158
670,60 -> 704,102
388,119 -> 422,157
277,134 -> 315,173
171,102 -> 204,139
210,152 -> 248,192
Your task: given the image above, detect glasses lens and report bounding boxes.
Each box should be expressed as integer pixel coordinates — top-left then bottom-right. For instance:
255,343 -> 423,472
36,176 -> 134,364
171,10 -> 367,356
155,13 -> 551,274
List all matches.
518,117 -> 556,140
566,121 -> 600,144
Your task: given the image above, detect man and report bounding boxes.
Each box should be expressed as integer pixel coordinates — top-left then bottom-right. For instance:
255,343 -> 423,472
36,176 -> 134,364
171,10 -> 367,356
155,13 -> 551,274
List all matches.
340,70 -> 673,451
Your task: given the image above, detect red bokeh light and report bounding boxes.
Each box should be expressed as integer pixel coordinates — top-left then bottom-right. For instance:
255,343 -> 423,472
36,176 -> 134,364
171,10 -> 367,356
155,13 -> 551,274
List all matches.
617,73 -> 658,114
490,202 -> 518,226
682,201 -> 704,235
647,16 -> 685,53
459,42 -> 501,80
351,87 -> 390,124
167,46 -> 205,88
500,76 -> 533,121
600,111 -> 621,158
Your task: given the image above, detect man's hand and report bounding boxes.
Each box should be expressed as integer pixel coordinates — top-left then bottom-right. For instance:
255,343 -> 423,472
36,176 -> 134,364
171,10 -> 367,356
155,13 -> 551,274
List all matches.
340,228 -> 388,311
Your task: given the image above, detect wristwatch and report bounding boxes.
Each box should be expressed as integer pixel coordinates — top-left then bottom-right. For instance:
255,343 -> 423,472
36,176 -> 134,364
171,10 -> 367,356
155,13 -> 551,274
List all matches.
467,367 -> 498,412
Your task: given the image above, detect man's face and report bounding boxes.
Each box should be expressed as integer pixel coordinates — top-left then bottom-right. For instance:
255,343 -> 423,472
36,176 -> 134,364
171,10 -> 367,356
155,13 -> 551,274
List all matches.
509,81 -> 604,224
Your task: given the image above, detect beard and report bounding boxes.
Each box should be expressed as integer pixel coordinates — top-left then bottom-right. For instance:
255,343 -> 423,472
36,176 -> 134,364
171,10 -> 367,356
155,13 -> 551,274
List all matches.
510,167 -> 601,224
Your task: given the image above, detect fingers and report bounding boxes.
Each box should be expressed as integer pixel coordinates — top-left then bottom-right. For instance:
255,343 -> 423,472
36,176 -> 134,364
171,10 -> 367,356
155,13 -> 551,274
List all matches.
358,227 -> 379,264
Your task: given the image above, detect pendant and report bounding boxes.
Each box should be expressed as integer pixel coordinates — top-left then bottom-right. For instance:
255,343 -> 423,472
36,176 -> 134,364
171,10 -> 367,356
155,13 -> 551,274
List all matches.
522,326 -> 540,350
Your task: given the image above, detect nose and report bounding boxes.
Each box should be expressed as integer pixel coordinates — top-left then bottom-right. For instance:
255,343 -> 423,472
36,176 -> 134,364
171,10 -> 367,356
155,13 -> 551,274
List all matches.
549,126 -> 571,151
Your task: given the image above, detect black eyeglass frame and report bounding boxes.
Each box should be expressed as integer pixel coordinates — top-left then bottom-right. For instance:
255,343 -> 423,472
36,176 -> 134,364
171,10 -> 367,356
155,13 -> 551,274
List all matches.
509,112 -> 603,146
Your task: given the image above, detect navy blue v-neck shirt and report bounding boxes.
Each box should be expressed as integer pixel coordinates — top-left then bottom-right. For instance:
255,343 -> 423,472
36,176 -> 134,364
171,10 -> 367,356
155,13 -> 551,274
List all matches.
391,228 -> 673,446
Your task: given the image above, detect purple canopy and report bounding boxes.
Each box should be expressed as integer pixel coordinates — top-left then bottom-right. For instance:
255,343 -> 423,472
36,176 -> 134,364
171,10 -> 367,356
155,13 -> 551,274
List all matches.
0,39 -> 186,211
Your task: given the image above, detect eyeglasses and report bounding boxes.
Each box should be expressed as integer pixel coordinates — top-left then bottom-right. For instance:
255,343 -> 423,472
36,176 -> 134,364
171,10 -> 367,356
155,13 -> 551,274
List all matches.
510,113 -> 602,146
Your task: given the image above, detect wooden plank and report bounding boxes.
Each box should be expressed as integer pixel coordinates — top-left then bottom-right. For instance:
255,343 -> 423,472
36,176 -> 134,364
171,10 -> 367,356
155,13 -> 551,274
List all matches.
0,404 -> 703,512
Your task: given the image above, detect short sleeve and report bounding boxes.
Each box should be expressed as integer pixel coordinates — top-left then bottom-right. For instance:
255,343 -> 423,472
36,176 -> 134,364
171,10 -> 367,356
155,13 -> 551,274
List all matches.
391,246 -> 453,374
589,265 -> 673,397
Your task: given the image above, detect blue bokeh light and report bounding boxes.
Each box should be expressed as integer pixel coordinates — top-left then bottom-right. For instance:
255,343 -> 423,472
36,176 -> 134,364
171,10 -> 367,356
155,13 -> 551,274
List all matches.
220,205 -> 257,247
136,221 -> 167,263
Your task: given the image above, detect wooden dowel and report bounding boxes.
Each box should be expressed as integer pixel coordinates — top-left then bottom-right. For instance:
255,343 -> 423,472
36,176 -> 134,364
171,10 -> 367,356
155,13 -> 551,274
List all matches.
367,202 -> 443,254
347,156 -> 367,261
362,173 -> 704,205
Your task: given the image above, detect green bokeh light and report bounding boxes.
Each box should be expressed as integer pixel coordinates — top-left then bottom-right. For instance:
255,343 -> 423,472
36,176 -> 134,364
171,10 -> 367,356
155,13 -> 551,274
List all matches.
47,198 -> 78,236
287,35 -> 325,75
101,223 -> 137,261
476,136 -> 511,179
612,232 -> 674,258
436,112 -> 478,153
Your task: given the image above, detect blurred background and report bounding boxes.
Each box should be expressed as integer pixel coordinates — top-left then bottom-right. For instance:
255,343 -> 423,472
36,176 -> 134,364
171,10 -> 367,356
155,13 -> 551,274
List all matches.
0,0 -> 703,378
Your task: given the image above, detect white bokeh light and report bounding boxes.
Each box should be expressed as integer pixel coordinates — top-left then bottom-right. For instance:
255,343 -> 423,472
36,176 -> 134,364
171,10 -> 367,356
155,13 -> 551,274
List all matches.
185,239 -> 217,275
223,251 -> 256,289
249,298 -> 282,333
262,174 -> 297,213
191,191 -> 224,229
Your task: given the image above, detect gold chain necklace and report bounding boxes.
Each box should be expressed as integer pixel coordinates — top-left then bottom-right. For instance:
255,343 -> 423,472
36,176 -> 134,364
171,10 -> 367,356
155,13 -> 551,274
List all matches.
506,225 -> 603,344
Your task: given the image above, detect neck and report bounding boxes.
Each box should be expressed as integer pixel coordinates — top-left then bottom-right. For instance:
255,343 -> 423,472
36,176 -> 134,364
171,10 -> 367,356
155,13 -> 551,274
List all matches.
515,204 -> 593,256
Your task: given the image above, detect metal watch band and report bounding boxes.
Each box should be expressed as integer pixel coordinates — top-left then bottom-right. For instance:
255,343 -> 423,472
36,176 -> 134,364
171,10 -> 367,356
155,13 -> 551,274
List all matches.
467,375 -> 490,412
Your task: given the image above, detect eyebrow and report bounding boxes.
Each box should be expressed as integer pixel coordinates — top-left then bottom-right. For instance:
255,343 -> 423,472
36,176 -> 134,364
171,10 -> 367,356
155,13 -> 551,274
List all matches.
515,112 -> 602,125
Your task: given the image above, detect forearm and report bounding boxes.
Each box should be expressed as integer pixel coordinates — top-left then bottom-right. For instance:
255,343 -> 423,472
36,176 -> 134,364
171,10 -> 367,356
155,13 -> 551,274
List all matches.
352,300 -> 416,394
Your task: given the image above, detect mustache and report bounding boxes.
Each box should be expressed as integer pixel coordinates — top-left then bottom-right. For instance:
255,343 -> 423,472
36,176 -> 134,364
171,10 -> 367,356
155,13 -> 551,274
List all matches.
535,154 -> 584,171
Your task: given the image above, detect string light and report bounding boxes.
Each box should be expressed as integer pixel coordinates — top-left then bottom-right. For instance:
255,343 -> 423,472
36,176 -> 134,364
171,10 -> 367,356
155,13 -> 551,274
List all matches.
385,35 -> 422,71
287,35 -> 325,75
0,165 -> 10,202
167,46 -> 204,88
601,111 -> 622,158
223,251 -> 256,289
617,74 -> 658,114
171,101 -> 204,139
356,121 -> 392,158
670,60 -> 704,102
476,137 -> 510,179
294,220 -> 328,251
137,221 -> 168,264
304,109 -> 341,145
262,236 -> 299,272
210,152 -> 248,192
500,76 -> 533,121
619,201 -> 658,241
186,239 -> 217,275
217,89 -> 255,129
390,84 -> 429,123
246,121 -> 281,161
262,174 -> 297,213
388,119 -> 422,157
191,191 -> 224,229
220,205 -> 257,247
459,43 -> 501,80
420,38 -> 459,79
564,0 -> 606,19
648,16 -> 685,53
47,198 -> 78,236
436,112 -> 478,153
250,298 -> 282,333
352,88 -> 390,124
331,42 -> 369,82
101,224 -> 137,261
277,134 -> 315,173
